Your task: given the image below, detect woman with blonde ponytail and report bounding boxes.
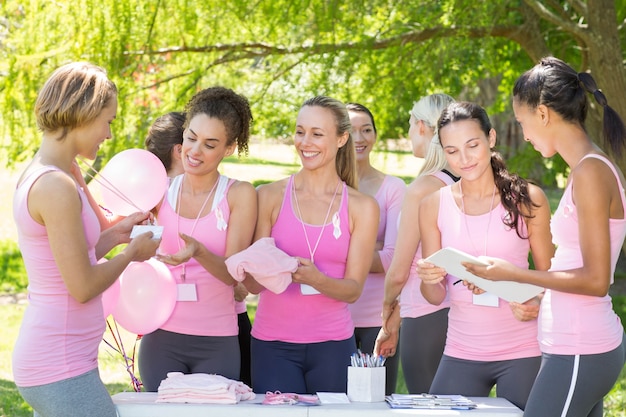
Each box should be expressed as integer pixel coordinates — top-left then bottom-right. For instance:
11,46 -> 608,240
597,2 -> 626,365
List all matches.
376,94 -> 459,393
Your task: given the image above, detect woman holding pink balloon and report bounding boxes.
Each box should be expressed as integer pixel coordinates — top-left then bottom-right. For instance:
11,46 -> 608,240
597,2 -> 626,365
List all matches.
12,62 -> 160,417
137,86 -> 257,392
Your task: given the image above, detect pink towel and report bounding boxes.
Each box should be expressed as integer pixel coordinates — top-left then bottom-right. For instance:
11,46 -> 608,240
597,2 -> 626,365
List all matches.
156,372 -> 255,404
225,237 -> 298,294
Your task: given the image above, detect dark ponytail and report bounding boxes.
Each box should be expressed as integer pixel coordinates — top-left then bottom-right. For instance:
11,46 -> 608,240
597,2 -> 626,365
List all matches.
438,102 -> 536,238
514,56 -> 626,158
577,71 -> 626,158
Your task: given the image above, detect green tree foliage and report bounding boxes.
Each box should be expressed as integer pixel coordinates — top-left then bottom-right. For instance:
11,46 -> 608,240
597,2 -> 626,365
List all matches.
1,0 -> 624,186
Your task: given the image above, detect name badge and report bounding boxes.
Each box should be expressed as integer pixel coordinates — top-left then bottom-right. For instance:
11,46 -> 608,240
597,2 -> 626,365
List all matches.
472,292 -> 499,307
177,283 -> 198,301
300,284 -> 320,295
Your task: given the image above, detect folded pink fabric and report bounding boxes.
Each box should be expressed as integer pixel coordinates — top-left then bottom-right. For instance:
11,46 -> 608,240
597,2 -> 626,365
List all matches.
156,372 -> 255,404
225,237 -> 298,294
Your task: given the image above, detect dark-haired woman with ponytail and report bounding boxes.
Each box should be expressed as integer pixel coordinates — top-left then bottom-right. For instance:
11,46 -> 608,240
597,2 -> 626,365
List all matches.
416,102 -> 554,410
465,57 -> 626,417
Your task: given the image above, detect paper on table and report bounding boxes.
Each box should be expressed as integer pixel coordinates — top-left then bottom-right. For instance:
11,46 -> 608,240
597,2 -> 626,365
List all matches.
425,247 -> 544,303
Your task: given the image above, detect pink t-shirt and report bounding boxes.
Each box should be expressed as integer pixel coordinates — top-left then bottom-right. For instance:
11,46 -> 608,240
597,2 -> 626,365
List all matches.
252,175 -> 354,343
400,170 -> 456,318
349,175 -> 405,327
437,185 -> 540,361
158,174 -> 237,336
12,166 -> 103,387
541,154 -> 626,355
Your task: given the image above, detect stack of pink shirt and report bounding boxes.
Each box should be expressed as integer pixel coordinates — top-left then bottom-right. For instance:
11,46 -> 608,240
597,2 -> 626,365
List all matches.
156,372 -> 255,404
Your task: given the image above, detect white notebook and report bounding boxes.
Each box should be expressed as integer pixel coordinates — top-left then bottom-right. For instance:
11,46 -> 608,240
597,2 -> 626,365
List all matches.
425,247 -> 544,303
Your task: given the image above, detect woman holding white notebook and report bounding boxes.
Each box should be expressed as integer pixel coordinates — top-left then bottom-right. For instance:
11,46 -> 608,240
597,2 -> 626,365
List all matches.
416,101 -> 554,410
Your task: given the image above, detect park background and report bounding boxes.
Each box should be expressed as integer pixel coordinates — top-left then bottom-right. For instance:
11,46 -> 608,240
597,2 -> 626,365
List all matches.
1,1 -> 626,416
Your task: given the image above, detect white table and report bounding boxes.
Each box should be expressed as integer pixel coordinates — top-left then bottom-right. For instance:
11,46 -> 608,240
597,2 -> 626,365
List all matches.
113,392 -> 523,417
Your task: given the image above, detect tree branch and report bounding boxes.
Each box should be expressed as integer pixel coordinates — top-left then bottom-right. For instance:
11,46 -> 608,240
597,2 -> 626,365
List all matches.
523,0 -> 590,42
124,25 -> 545,61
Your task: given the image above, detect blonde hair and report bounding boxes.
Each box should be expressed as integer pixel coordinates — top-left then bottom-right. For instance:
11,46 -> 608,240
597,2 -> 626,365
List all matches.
301,96 -> 357,189
35,62 -> 117,141
410,93 -> 455,176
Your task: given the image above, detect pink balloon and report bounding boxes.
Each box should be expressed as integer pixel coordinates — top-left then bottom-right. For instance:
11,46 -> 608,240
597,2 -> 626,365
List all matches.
102,276 -> 121,318
98,149 -> 168,216
113,258 -> 177,334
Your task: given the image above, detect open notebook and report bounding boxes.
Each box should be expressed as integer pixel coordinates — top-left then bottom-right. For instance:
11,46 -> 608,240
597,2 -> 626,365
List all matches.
425,247 -> 544,303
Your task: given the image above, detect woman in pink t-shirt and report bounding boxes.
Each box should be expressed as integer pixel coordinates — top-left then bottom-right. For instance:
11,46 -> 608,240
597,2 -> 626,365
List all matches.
13,62 -> 160,417
346,102 -> 406,395
417,102 -> 554,410
466,57 -> 626,417
244,96 -> 379,394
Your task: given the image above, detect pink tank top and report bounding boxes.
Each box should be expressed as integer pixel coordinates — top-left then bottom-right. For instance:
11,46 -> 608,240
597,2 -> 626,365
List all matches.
12,166 -> 103,387
252,175 -> 354,343
541,154 -> 626,354
400,170 -> 456,318
437,185 -> 540,361
349,175 -> 405,327
158,175 -> 237,336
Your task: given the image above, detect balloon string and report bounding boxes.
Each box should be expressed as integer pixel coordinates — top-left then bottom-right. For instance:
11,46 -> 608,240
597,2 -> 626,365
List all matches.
104,317 -> 144,392
77,157 -> 144,214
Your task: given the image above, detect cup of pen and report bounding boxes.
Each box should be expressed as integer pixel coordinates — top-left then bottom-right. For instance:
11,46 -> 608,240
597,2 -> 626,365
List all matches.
347,351 -> 386,402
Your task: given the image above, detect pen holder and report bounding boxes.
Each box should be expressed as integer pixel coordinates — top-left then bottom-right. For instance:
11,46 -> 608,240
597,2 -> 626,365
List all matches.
347,366 -> 385,402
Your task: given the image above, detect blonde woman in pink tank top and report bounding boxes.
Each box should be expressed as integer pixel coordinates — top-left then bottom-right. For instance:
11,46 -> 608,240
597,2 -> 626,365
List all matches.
13,62 -> 160,417
244,96 -> 379,394
465,57 -> 626,417
417,102 -> 554,410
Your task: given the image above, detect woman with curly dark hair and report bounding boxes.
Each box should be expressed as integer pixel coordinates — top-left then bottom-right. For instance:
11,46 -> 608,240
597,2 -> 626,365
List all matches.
138,86 -> 257,391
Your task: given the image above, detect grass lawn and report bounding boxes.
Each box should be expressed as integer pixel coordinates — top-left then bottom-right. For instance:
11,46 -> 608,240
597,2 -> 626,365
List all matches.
1,141 -> 626,416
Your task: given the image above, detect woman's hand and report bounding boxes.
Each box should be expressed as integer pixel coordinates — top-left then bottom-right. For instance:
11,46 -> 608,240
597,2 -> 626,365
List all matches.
234,282 -> 249,302
417,259 -> 447,285
374,326 -> 399,358
112,212 -> 153,245
509,295 -> 542,322
157,233 -> 200,266
291,257 -> 322,287
462,280 -> 486,295
462,257 -> 517,282
126,231 -> 160,263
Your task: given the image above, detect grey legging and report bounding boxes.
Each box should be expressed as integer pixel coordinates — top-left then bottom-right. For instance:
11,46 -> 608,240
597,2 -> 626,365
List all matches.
399,308 -> 448,394
18,368 -> 116,417
524,333 -> 626,417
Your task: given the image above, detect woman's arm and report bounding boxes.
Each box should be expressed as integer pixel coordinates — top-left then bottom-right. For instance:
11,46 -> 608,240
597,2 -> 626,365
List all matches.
417,191 -> 448,305
241,180 -> 285,294
465,160 -> 617,297
370,177 -> 405,273
291,190 -> 379,303
32,172 -> 159,304
158,180 -> 258,286
383,176 -> 443,315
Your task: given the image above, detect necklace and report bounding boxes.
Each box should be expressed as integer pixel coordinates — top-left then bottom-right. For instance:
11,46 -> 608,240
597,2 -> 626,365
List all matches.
458,180 -> 497,256
176,174 -> 220,280
292,177 -> 341,263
